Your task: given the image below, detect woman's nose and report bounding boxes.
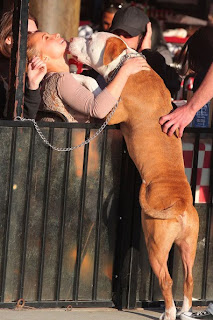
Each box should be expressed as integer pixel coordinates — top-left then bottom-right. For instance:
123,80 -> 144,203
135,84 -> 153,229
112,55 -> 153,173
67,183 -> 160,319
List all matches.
55,33 -> 60,39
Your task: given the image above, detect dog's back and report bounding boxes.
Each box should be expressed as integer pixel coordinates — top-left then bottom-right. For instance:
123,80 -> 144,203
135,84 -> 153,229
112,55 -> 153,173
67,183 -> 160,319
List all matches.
114,68 -> 192,218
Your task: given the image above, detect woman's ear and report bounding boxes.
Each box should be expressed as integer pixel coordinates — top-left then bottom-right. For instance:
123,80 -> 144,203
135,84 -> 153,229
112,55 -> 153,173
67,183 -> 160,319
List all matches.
5,36 -> 12,45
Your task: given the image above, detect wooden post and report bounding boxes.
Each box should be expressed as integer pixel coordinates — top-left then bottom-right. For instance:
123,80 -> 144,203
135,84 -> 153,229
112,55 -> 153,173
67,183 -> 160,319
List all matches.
29,0 -> 81,39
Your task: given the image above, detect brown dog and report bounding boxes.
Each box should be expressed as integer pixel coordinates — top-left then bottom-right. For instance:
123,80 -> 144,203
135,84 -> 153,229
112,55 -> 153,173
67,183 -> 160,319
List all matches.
69,32 -> 199,320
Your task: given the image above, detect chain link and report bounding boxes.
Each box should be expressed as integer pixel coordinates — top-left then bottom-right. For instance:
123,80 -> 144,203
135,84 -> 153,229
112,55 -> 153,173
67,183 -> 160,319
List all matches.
15,99 -> 120,152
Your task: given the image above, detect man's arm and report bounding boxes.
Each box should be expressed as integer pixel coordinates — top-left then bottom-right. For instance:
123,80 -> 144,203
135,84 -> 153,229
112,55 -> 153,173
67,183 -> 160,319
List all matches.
159,63 -> 213,137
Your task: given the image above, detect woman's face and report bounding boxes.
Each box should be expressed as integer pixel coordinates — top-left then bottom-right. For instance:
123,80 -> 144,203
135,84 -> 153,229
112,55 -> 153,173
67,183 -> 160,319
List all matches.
29,32 -> 67,60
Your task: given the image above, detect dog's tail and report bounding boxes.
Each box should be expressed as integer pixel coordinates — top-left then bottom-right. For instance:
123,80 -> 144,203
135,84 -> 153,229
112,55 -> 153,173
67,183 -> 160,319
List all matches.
140,182 -> 187,220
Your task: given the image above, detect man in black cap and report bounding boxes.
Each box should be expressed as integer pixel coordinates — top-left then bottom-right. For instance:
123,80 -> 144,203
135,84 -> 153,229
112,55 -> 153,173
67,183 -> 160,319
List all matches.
110,5 -> 150,53
110,6 -> 180,98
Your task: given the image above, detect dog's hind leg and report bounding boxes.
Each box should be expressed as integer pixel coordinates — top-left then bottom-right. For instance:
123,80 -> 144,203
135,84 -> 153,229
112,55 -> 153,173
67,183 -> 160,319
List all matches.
175,209 -> 199,316
149,247 -> 176,320
142,219 -> 177,320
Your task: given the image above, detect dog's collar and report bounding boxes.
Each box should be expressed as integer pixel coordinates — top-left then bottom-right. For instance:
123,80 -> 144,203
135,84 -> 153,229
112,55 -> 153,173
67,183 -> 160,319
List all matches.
106,52 -> 146,83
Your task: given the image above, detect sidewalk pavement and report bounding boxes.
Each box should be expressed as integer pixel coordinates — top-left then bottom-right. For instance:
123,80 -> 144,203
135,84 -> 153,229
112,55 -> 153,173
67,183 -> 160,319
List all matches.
0,305 -> 208,320
0,307 -> 162,320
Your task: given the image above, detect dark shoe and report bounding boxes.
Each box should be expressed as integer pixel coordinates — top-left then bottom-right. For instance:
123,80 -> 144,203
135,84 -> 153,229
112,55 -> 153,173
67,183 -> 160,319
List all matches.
180,310 -> 213,320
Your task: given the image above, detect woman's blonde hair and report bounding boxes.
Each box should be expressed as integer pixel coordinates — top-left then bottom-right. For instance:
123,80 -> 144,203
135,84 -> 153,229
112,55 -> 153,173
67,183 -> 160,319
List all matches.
26,32 -> 42,62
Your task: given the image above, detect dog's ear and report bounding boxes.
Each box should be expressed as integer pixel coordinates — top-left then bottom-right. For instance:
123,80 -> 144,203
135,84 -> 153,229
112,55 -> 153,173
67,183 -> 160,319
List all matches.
103,37 -> 127,65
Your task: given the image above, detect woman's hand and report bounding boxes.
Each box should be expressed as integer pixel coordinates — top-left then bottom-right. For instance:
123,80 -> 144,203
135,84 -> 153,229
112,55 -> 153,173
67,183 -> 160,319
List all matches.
27,56 -> 47,90
121,56 -> 150,77
159,103 -> 196,137
106,55 -> 150,102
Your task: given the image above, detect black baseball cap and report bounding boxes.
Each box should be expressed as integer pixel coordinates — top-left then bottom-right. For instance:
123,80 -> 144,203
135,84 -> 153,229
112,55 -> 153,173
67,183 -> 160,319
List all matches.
109,6 -> 149,36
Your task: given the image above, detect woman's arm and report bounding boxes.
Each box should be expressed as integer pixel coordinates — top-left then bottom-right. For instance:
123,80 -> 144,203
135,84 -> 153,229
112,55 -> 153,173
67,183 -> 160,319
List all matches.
105,56 -> 150,100
24,57 -> 47,119
58,56 -> 150,119
159,62 -> 213,137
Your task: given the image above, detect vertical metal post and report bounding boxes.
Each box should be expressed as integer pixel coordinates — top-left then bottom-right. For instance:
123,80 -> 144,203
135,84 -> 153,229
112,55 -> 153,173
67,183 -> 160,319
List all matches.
191,134 -> 200,203
92,129 -> 107,301
7,0 -> 29,119
37,127 -> 53,301
55,128 -> 72,301
113,140 -> 137,309
0,128 -> 17,302
73,129 -> 90,301
126,168 -> 141,309
19,127 -> 35,298
201,137 -> 213,299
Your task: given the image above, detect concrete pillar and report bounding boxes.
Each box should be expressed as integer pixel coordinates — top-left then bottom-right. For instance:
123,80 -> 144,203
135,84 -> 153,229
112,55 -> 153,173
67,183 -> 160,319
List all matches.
29,0 -> 81,39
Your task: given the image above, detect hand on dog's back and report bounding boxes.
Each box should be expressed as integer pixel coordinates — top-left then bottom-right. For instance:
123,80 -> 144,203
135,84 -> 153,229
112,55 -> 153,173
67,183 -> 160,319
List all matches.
122,54 -> 150,76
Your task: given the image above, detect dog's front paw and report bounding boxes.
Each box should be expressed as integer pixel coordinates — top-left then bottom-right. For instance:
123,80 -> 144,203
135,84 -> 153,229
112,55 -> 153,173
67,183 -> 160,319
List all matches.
160,313 -> 176,320
159,308 -> 176,320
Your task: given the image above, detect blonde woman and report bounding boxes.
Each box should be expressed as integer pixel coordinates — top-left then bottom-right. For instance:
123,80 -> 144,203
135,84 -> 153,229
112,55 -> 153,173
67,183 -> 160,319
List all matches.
27,31 -> 149,122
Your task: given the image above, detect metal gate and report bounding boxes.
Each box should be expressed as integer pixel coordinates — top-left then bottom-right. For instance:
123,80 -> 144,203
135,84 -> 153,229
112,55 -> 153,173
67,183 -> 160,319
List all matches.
0,121 -> 212,309
0,0 -> 212,310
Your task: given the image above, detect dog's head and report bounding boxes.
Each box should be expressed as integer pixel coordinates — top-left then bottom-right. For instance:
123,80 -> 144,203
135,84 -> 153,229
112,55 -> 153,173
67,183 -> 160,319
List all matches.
68,32 -> 135,79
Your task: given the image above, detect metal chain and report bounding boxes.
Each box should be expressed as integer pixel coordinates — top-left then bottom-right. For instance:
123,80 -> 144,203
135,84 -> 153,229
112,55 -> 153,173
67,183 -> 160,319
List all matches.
15,99 -> 120,152
107,52 -> 146,83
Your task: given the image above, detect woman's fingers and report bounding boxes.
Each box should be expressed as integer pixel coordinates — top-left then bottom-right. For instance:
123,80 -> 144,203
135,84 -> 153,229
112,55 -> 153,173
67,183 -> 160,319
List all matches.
124,57 -> 150,74
30,57 -> 47,71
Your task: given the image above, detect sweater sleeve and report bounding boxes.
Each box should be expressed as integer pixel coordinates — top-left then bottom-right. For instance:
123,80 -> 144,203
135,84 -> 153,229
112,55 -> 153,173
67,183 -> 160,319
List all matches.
24,85 -> 41,119
57,72 -> 118,119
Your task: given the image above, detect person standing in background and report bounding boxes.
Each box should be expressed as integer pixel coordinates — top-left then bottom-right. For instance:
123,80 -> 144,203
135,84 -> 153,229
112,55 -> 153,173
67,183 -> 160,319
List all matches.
0,9 -> 47,119
159,26 -> 213,137
78,2 -> 127,39
149,17 -> 173,65
109,5 -> 181,97
99,4 -> 118,32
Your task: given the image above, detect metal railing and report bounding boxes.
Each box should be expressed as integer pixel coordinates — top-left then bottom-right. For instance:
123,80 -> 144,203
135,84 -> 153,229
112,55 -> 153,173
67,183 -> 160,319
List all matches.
1,0 -> 212,310
0,121 -> 212,309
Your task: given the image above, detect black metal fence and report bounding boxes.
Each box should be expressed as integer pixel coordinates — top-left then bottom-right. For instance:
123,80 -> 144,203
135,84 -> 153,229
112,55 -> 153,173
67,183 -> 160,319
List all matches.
1,0 -> 212,310
0,120 -> 212,309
